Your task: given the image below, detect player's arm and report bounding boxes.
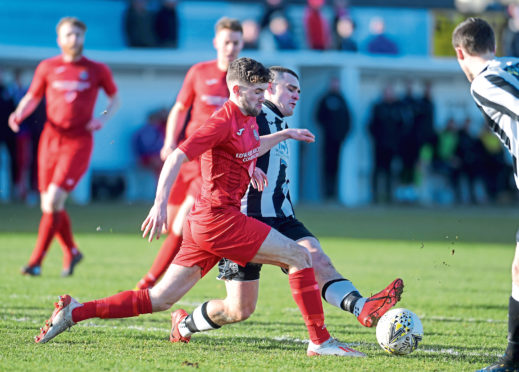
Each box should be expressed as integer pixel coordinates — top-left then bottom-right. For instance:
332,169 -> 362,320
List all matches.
141,148 -> 188,242
85,93 -> 120,132
161,101 -> 189,160
8,92 -> 42,133
258,128 -> 315,157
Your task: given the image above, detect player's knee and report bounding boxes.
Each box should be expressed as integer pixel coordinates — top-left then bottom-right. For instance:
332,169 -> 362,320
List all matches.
287,242 -> 312,269
226,301 -> 256,322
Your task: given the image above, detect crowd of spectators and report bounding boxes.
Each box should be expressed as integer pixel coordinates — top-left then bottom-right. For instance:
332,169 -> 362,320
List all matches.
368,82 -> 516,205
124,0 -> 400,54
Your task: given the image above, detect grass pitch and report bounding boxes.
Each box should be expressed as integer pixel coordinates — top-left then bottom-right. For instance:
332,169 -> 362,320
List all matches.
1,203 -> 517,371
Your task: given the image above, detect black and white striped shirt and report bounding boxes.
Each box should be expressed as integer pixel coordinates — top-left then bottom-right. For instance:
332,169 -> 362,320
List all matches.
240,101 -> 295,218
471,57 -> 519,189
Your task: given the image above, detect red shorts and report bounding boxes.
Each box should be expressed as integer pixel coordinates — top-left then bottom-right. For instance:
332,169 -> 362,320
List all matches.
173,208 -> 271,277
167,159 -> 202,206
38,124 -> 93,192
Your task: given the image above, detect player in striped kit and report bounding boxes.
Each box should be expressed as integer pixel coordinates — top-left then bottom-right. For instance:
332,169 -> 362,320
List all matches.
169,66 -> 404,345
453,17 -> 519,372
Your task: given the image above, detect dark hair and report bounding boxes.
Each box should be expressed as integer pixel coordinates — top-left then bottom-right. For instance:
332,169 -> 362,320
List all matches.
452,17 -> 495,55
215,17 -> 243,34
269,66 -> 299,80
227,57 -> 272,86
56,17 -> 87,34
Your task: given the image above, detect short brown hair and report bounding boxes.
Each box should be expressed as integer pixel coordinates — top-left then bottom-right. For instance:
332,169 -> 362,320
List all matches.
56,17 -> 87,34
227,57 -> 272,86
452,17 -> 494,56
215,17 -> 243,34
269,66 -> 299,81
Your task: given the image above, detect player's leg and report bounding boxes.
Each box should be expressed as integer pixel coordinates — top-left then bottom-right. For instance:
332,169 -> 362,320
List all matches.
35,263 -> 202,344
136,195 -> 194,289
136,168 -> 200,289
478,232 -> 519,371
171,261 -> 261,342
298,236 -> 403,327
251,229 -> 364,357
22,184 -> 68,275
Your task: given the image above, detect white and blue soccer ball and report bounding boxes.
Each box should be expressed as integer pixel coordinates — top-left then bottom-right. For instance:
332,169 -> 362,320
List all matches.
375,308 -> 423,355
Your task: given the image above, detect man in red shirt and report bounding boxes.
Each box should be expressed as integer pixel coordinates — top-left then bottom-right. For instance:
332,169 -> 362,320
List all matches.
135,17 -> 243,290
8,17 -> 119,277
35,58 -> 365,357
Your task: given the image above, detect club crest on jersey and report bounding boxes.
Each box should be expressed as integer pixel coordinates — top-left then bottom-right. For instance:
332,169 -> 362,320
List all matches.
253,129 -> 259,141
79,70 -> 89,80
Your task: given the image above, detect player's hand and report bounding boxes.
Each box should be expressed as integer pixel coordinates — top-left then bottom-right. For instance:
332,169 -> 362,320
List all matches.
8,112 -> 20,133
160,143 -> 176,161
86,118 -> 103,132
287,128 -> 315,143
141,203 -> 168,242
250,168 -> 268,191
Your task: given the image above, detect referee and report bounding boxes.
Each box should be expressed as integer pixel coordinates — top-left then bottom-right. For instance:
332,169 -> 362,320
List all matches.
453,18 -> 519,372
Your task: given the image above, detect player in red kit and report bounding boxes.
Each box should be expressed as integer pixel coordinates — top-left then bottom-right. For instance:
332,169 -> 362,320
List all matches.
135,17 -> 244,290
35,58 -> 364,357
8,17 -> 119,277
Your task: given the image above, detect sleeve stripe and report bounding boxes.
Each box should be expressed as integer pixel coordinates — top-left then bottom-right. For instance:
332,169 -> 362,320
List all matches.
485,74 -> 519,100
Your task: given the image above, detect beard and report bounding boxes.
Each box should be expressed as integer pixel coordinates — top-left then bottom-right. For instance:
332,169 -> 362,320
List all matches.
63,44 -> 83,59
240,96 -> 261,117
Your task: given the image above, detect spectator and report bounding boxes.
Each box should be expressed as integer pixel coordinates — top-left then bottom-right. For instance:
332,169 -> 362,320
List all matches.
269,13 -> 297,50
433,118 -> 461,202
260,0 -> 287,31
304,0 -> 331,50
316,76 -> 351,200
155,0 -> 179,48
124,0 -> 157,47
133,110 -> 166,178
366,17 -> 398,55
397,81 -> 421,200
456,117 -> 485,204
0,69 -> 16,199
242,19 -> 260,50
335,16 -> 357,52
369,84 -> 403,203
503,4 -> 519,57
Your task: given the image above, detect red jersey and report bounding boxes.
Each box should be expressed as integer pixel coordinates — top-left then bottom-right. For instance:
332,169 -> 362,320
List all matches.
28,55 -> 117,136
179,100 -> 261,211
176,60 -> 228,141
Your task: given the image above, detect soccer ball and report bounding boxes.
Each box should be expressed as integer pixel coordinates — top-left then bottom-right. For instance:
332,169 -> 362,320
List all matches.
375,308 -> 423,355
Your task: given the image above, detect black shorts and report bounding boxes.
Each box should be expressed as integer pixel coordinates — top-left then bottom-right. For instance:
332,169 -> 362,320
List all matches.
217,215 -> 315,281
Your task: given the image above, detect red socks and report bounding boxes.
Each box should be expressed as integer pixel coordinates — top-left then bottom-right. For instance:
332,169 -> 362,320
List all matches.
139,234 -> 182,288
289,268 -> 330,345
28,212 -> 63,266
72,290 -> 153,323
55,210 -> 79,267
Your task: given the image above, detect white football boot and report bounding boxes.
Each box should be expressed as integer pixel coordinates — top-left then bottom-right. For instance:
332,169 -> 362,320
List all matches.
307,337 -> 366,357
35,295 -> 82,343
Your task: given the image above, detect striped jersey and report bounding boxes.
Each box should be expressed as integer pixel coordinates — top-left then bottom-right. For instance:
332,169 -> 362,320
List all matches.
240,101 -> 295,218
471,57 -> 519,189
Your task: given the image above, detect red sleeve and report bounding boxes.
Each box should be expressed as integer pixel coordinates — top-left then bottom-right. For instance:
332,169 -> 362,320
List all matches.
175,64 -> 197,108
179,113 -> 230,161
98,62 -> 117,97
27,60 -> 47,99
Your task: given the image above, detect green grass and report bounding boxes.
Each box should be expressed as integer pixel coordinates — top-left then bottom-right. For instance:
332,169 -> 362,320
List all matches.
1,203 -> 518,371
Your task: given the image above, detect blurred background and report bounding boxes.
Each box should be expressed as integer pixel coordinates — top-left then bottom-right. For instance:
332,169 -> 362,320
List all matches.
0,0 -> 517,208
